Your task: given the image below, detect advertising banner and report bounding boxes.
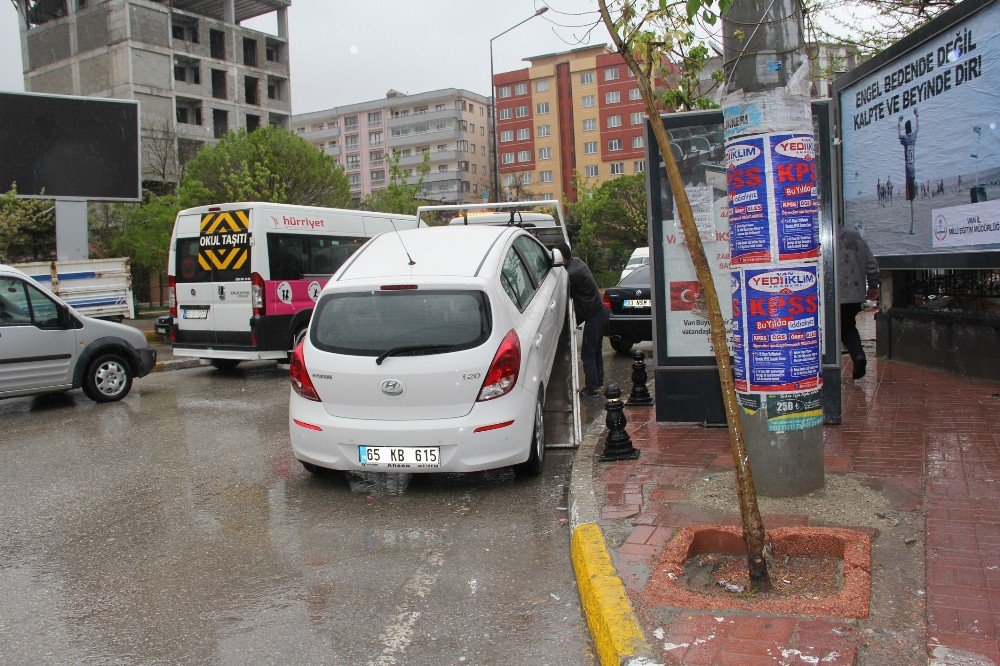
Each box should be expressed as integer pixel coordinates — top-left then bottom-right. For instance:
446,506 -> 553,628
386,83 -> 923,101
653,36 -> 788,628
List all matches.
839,2 -> 1000,257
733,266 -> 822,394
771,134 -> 820,261
727,137 -> 772,264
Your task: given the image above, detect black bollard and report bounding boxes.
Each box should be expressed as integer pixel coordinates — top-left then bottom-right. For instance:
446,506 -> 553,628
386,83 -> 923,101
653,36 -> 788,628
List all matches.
600,384 -> 640,462
626,350 -> 654,407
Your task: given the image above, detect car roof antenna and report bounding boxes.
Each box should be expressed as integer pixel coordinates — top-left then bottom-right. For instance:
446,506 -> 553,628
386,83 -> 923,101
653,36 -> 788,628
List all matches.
389,218 -> 416,266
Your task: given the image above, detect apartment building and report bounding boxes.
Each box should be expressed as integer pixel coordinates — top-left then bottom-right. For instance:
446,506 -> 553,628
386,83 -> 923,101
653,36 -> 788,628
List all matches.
294,88 -> 493,205
12,0 -> 292,183
494,44 -> 670,203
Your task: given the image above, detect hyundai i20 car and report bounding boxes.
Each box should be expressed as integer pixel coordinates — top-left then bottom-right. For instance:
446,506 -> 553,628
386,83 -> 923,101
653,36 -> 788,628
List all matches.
288,225 -> 568,475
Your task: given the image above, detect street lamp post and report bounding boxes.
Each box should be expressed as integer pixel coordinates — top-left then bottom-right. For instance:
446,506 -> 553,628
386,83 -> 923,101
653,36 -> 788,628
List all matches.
490,6 -> 548,202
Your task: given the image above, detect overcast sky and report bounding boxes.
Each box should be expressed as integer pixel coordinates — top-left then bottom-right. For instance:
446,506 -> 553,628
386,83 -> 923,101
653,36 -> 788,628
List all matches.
0,0 -> 614,114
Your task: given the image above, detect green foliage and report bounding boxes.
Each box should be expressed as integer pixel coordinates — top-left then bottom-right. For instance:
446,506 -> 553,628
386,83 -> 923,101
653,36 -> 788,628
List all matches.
566,172 -> 647,275
0,185 -> 55,262
178,127 -> 352,209
360,151 -> 431,216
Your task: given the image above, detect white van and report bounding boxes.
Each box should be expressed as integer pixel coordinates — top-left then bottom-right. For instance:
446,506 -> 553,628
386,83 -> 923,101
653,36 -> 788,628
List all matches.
168,202 -> 419,369
620,246 -> 650,281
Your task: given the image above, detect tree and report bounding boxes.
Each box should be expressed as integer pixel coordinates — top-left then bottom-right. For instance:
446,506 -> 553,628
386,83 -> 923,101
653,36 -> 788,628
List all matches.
178,127 -> 352,209
568,172 -> 647,275
807,0 -> 962,54
0,185 -> 55,262
360,151 -> 431,215
598,0 -> 771,590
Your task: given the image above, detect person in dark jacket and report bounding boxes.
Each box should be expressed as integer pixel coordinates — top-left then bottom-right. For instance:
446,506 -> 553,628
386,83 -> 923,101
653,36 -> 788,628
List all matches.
556,243 -> 608,397
838,228 -> 880,380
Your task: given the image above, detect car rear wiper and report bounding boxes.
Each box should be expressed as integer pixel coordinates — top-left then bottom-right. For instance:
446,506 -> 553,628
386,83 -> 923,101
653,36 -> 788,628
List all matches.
375,344 -> 456,365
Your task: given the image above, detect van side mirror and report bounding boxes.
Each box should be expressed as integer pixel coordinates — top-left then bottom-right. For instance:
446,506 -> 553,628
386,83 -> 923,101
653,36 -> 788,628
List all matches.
551,248 -> 565,267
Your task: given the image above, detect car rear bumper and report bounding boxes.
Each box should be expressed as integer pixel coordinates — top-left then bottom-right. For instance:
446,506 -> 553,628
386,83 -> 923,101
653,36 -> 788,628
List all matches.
288,385 -> 537,473
133,347 -> 157,378
606,316 -> 652,342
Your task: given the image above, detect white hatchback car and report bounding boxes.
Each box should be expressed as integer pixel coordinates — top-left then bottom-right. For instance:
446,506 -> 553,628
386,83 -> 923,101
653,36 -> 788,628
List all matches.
288,225 -> 568,475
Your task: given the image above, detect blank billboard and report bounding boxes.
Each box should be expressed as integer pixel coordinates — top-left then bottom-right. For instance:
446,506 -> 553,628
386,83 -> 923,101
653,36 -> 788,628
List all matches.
0,92 -> 140,201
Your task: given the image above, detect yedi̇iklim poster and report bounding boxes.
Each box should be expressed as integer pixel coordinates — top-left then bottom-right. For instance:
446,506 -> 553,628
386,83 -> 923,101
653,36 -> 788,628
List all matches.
839,2 -> 1000,257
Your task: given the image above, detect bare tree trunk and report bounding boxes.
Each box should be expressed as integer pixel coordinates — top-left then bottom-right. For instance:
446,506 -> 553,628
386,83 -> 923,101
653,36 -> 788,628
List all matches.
598,1 -> 771,589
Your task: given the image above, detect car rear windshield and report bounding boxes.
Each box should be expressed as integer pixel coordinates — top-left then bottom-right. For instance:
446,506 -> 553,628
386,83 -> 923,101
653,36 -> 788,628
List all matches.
619,265 -> 650,286
312,289 -> 492,357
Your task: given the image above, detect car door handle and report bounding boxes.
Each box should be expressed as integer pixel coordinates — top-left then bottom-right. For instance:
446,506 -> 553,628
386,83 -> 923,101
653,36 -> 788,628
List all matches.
549,300 -> 557,311
534,334 -> 543,348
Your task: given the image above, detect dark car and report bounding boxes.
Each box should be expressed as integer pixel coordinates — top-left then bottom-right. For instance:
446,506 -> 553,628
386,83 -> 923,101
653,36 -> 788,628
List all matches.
603,264 -> 651,354
154,314 -> 171,337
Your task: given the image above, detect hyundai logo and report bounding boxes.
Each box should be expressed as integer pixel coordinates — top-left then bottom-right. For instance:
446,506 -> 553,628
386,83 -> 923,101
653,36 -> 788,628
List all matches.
636,290 -> 643,296
381,379 -> 404,396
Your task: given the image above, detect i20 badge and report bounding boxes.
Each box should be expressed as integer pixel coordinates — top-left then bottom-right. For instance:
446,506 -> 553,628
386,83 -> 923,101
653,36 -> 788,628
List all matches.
380,379 -> 405,396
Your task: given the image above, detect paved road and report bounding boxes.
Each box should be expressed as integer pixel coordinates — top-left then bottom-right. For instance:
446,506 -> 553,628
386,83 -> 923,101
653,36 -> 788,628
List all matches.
0,345 -> 652,665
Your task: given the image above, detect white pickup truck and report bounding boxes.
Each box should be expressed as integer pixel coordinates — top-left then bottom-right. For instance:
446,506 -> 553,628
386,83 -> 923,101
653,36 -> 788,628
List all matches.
11,258 -> 135,321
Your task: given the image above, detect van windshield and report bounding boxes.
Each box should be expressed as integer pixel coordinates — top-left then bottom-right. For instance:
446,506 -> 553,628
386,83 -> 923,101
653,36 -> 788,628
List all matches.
312,290 -> 491,357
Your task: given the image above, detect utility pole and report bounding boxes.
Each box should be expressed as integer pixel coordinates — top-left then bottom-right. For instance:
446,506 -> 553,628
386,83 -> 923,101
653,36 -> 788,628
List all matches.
723,0 -> 824,496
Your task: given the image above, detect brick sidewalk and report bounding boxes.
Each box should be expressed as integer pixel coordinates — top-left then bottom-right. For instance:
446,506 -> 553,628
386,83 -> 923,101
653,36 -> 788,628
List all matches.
594,356 -> 1000,665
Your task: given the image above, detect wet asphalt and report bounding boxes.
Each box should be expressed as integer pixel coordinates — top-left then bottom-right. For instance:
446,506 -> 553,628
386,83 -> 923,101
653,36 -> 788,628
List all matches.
0,342 -> 647,665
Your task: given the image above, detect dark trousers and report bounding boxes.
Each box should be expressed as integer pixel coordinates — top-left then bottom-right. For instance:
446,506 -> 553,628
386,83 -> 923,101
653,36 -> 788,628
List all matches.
840,302 -> 865,363
581,308 -> 609,390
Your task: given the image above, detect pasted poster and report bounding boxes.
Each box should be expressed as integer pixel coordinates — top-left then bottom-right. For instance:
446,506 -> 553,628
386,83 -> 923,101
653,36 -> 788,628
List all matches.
199,209 -> 251,280
727,137 -> 771,264
839,2 -> 1000,257
733,266 -> 822,394
770,134 -> 820,261
766,391 -> 823,431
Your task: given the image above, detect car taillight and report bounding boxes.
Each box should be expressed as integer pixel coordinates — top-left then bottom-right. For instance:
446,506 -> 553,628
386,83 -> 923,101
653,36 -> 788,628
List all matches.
289,342 -> 320,401
478,330 -> 520,401
602,292 -> 612,310
251,272 -> 265,317
168,275 -> 177,317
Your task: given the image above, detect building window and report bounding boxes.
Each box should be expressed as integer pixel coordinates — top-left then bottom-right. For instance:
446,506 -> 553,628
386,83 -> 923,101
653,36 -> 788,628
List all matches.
537,124 -> 550,137
514,82 -> 527,95
604,66 -> 619,81
608,138 -> 622,151
583,141 -> 597,154
438,164 -> 449,172
536,102 -> 549,115
348,173 -> 361,187
605,91 -> 621,104
629,88 -> 641,101
607,115 -> 621,128
505,175 -> 518,186
370,149 -> 383,163
345,154 -> 360,169
521,172 -> 533,184
470,143 -> 477,153
538,147 -> 552,160
630,112 -> 644,125
515,105 -> 529,118
581,95 -> 595,108
368,111 -> 382,125
611,162 -> 624,175
499,108 -> 512,120
345,134 -> 359,150
580,71 -> 594,85
534,79 -> 549,93
371,169 -> 385,182
327,120 -> 338,129
498,85 -> 511,98
540,170 -> 553,183
500,130 -> 513,142
582,118 -> 597,132
369,131 -> 383,146
517,150 -> 530,162
344,115 -> 358,131
632,135 -> 644,149
585,165 -> 599,177
502,152 -> 515,164
516,128 -> 530,141
634,160 -> 645,172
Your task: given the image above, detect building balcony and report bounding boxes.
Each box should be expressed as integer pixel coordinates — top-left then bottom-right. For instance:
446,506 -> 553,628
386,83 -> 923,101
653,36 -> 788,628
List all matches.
305,125 -> 340,141
388,107 -> 462,129
405,170 -> 461,186
370,158 -> 385,167
397,149 -> 463,167
371,179 -> 386,188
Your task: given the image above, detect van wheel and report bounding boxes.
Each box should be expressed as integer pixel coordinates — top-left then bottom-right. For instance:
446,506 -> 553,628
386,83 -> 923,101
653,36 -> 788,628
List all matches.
210,359 -> 241,371
516,395 -> 545,476
610,336 -> 634,355
83,353 -> 134,403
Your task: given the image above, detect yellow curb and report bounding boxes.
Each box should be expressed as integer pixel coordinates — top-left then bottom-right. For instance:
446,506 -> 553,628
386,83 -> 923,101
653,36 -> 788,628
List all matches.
571,521 -> 651,665
144,331 -> 162,344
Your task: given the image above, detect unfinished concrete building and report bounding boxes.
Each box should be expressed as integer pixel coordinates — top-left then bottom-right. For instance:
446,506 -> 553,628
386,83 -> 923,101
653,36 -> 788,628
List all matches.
11,0 -> 292,185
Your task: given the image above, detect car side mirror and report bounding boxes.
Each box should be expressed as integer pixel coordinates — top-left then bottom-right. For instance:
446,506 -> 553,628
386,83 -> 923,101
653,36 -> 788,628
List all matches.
58,304 -> 74,329
551,248 -> 565,267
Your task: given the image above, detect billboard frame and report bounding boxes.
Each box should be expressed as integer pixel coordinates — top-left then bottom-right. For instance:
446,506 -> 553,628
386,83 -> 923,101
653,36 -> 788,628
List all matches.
0,90 -> 142,203
831,0 -> 999,270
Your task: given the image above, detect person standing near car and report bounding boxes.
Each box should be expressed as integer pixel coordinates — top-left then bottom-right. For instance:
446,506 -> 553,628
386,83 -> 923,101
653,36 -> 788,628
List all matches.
556,243 -> 608,397
838,228 -> 879,380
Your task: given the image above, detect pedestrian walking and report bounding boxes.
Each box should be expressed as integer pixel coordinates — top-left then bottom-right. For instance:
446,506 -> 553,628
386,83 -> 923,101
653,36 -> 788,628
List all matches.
556,243 -> 609,397
838,228 -> 880,380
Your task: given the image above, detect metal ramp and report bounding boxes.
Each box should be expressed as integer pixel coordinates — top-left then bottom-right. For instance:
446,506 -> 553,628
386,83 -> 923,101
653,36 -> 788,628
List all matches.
415,200 -> 582,449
